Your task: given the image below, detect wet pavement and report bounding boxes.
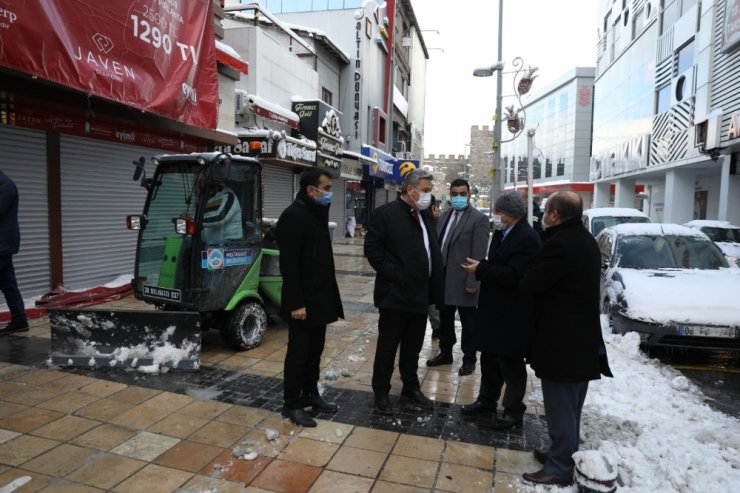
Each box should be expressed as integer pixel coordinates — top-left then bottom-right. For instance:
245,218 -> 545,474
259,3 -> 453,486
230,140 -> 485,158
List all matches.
0,238 -> 549,492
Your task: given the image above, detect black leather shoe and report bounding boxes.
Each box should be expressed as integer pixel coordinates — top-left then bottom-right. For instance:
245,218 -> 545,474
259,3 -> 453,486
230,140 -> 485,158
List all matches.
281,407 -> 317,427
460,400 -> 496,416
533,449 -> 548,465
431,329 -> 440,341
522,469 -> 572,487
0,320 -> 29,335
458,363 -> 475,376
301,393 -> 339,413
493,414 -> 523,431
426,351 -> 452,367
373,394 -> 393,415
400,389 -> 434,410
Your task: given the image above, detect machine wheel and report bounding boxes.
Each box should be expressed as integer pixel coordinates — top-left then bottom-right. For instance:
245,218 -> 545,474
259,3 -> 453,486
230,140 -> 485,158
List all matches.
222,301 -> 268,351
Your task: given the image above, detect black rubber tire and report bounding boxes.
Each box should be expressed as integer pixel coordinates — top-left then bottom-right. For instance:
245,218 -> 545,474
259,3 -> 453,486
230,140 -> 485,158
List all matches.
221,301 -> 268,351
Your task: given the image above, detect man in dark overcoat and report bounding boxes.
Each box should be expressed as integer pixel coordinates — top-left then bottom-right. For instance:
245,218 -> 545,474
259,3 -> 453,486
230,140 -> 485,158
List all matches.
276,168 -> 344,427
364,168 -> 444,415
0,170 -> 28,335
461,192 -> 541,429
519,191 -> 613,487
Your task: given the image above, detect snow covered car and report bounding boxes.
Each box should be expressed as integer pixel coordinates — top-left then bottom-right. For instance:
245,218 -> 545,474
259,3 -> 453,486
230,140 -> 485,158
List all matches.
596,223 -> 740,351
683,220 -> 740,267
583,207 -> 650,236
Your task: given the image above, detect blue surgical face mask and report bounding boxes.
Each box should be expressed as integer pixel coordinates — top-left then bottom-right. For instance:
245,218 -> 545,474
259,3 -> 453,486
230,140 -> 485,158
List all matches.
450,196 -> 468,211
315,190 -> 332,207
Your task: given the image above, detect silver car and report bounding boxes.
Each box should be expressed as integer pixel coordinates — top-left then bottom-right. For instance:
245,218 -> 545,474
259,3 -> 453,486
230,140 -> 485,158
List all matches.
597,224 -> 740,351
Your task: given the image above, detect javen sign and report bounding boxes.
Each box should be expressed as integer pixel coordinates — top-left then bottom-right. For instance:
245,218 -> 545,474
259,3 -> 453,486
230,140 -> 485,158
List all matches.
292,100 -> 345,174
0,1 -> 218,129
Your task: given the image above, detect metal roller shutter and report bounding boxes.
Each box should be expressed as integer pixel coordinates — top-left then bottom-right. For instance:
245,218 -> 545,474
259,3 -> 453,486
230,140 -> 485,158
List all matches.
0,125 -> 50,299
59,136 -> 160,289
328,178 -> 345,240
262,164 -> 294,220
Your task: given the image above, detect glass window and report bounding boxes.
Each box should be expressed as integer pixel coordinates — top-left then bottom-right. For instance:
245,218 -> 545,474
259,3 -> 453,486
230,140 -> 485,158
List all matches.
313,0 -> 328,8
557,159 -> 565,176
322,87 -> 333,106
328,0 -> 344,8
656,84 -> 671,113
676,40 -> 694,74
661,0 -> 677,33
680,0 -> 698,15
264,0 -> 282,12
344,0 -> 363,7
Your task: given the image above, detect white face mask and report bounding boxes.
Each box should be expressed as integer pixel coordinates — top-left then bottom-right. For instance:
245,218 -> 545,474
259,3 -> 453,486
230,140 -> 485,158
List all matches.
492,214 -> 503,229
414,190 -> 432,211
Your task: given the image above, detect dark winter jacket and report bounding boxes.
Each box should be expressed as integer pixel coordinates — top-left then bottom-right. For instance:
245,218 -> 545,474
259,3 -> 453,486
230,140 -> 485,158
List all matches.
0,170 -> 20,256
520,217 -> 613,382
474,220 -> 542,356
276,191 -> 344,327
364,198 -> 444,314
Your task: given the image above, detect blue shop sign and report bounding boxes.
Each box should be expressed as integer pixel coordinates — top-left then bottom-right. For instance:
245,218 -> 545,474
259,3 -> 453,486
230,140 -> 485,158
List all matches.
361,145 -> 412,183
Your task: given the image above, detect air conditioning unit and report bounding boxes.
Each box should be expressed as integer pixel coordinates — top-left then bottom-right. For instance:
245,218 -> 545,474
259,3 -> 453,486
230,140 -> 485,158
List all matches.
235,89 -> 249,116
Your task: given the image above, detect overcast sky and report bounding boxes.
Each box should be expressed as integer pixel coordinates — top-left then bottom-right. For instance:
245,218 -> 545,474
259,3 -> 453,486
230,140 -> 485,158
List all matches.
411,0 -> 601,158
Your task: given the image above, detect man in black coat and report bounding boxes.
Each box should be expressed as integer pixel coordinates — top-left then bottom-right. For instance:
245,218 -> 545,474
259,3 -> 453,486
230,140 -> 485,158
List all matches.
519,191 -> 613,487
0,171 -> 28,335
460,192 -> 541,429
276,168 -> 344,427
364,169 -> 444,415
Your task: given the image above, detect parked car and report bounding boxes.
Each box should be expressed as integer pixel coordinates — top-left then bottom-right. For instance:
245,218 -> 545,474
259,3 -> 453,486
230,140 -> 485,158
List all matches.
583,207 -> 650,236
596,223 -> 740,351
683,220 -> 740,266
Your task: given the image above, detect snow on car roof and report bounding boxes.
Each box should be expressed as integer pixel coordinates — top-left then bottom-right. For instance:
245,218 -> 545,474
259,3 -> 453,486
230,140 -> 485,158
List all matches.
583,207 -> 649,218
684,220 -> 739,229
606,223 -> 708,237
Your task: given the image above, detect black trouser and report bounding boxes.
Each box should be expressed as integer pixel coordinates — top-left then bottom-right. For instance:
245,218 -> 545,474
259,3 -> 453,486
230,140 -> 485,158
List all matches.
477,352 -> 527,417
438,304 -> 477,365
372,308 -> 426,395
0,256 -> 26,324
283,322 -> 326,409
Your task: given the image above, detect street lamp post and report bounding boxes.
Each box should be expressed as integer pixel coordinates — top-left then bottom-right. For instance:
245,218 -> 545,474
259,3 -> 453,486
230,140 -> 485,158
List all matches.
474,54 -> 538,221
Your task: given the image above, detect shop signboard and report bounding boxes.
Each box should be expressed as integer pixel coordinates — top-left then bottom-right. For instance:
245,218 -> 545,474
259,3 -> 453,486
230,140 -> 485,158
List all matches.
220,134 -> 316,168
723,0 -> 740,53
0,0 -> 218,128
292,100 -> 345,174
362,145 -> 396,181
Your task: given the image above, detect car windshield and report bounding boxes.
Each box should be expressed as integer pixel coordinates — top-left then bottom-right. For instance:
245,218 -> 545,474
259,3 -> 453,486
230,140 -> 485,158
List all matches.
592,215 -> 650,235
701,226 -> 740,243
616,234 -> 729,270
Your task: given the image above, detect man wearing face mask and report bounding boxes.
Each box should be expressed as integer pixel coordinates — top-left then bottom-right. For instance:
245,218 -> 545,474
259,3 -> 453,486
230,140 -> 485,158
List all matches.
364,169 -> 444,415
461,191 -> 542,430
276,168 -> 344,427
426,179 -> 490,376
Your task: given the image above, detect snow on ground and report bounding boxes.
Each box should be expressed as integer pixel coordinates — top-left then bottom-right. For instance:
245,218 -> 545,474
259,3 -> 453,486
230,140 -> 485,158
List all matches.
516,316 -> 740,492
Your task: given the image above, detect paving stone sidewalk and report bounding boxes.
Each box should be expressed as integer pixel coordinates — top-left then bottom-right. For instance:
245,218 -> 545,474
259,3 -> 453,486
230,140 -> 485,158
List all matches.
0,238 -> 548,492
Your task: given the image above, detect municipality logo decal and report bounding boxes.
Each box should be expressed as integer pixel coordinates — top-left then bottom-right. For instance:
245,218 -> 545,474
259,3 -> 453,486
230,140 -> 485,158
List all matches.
92,33 -> 114,54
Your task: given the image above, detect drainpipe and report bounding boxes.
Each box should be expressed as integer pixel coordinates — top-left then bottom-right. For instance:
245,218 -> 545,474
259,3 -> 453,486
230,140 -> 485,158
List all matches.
384,0 -> 396,151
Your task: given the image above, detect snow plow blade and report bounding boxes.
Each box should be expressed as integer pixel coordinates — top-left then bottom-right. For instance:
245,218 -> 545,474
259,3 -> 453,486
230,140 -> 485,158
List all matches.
48,308 -> 201,371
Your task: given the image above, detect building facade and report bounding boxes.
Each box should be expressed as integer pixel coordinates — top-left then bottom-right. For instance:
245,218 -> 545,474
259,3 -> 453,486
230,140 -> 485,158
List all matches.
502,67 -> 597,206
591,0 -> 739,224
0,1 -> 246,301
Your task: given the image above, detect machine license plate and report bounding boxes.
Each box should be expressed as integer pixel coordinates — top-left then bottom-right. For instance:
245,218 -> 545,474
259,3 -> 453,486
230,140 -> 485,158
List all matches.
143,285 -> 182,302
682,326 -> 737,338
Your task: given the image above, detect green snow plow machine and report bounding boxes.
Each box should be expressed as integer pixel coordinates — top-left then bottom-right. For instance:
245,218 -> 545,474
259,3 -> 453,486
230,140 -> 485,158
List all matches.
49,152 -> 283,371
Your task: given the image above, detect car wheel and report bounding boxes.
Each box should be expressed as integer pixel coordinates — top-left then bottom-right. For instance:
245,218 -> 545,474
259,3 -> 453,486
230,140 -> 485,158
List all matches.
221,301 -> 267,351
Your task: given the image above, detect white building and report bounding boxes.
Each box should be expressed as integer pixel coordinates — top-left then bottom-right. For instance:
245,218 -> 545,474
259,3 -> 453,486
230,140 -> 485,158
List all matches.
591,0 -> 740,224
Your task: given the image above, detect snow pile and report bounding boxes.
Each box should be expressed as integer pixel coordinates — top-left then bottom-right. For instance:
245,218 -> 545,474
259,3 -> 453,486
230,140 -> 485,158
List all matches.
576,329 -> 740,492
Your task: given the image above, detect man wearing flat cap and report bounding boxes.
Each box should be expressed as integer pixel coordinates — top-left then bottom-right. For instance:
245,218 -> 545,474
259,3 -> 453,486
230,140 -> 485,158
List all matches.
461,191 -> 541,430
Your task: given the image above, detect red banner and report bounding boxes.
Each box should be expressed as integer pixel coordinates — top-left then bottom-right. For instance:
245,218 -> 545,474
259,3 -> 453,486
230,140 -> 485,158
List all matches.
0,0 -> 218,129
